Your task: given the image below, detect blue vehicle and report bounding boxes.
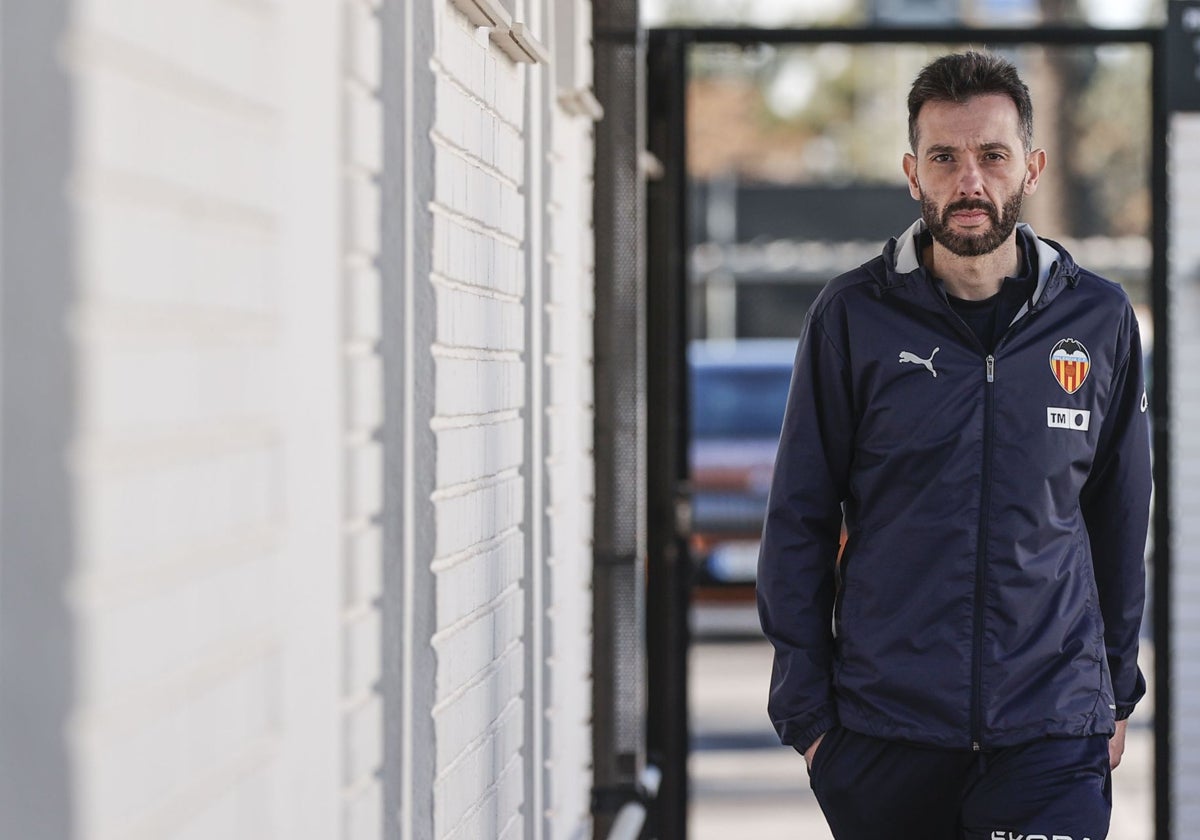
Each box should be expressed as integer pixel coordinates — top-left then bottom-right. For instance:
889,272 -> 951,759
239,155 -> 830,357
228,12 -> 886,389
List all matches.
687,339 -> 797,590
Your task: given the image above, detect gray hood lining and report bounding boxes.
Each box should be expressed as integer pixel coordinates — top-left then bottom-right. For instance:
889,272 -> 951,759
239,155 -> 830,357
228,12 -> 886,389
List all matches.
891,218 -> 1060,320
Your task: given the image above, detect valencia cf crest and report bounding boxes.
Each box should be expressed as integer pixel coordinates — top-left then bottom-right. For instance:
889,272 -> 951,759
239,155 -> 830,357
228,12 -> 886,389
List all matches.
1049,338 -> 1091,394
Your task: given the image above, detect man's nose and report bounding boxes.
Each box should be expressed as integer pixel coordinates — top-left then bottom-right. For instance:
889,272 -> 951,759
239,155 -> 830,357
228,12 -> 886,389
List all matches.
957,161 -> 984,195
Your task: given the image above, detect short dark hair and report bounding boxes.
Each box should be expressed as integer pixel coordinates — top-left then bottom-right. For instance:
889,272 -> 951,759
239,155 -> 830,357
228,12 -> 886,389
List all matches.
907,51 -> 1034,152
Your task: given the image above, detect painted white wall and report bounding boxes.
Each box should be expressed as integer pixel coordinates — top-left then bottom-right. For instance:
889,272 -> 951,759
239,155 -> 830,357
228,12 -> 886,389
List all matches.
1170,111 -> 1200,839
0,0 -> 347,837
0,1 -> 598,839
341,0 -> 386,838
381,3 -> 599,835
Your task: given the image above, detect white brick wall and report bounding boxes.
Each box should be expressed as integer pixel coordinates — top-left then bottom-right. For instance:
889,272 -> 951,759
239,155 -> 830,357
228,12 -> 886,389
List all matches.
340,0 -> 385,837
55,1 -> 344,838
421,3 -> 597,839
430,5 -> 531,838
543,104 -> 596,840
65,0 -> 289,831
0,2 -> 597,838
1170,113 -> 1200,838
542,4 -> 597,834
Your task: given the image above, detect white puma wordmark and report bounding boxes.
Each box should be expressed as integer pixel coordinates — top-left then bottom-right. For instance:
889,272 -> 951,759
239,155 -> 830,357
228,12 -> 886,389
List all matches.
899,346 -> 940,378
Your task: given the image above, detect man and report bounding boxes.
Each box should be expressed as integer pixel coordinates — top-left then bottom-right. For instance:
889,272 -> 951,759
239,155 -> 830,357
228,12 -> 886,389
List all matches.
757,51 -> 1151,840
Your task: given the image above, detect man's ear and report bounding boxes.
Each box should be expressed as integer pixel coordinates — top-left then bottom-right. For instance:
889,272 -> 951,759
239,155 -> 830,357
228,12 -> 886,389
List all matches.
903,153 -> 921,201
1023,148 -> 1047,195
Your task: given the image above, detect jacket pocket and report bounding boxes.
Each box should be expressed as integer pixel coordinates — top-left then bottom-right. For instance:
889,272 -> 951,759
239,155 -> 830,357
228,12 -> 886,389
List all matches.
832,565 -> 849,640
832,533 -> 862,641
807,725 -> 843,789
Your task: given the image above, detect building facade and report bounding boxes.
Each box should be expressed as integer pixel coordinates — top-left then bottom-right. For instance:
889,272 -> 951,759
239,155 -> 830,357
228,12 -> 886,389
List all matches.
1,1 -> 603,838
8,2 -> 1200,839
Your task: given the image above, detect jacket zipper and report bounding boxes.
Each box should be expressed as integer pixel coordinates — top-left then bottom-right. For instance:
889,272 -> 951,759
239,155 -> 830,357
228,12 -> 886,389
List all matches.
971,354 -> 996,752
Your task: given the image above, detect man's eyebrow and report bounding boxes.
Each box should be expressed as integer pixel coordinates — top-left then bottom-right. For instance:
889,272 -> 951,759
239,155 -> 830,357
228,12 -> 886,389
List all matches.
924,141 -> 1015,155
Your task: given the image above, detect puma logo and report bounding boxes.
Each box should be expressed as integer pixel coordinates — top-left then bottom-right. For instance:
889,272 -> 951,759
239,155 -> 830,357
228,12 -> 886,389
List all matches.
899,347 -> 940,378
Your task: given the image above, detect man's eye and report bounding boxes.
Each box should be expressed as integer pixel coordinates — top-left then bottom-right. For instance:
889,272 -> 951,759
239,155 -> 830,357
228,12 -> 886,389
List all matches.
932,154 -> 952,163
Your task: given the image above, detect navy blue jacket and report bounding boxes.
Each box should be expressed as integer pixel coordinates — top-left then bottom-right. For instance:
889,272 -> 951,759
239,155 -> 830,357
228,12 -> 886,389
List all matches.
757,220 -> 1151,754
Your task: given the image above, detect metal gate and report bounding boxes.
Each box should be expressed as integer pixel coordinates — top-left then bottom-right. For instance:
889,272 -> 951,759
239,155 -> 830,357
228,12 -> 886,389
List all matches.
645,23 -> 1171,840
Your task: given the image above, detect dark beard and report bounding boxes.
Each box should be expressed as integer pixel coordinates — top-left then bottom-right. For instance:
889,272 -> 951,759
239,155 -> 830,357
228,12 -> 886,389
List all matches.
922,187 -> 1024,258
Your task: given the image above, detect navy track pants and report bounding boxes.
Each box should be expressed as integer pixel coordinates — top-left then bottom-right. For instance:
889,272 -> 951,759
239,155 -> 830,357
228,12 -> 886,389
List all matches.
807,727 -> 1112,840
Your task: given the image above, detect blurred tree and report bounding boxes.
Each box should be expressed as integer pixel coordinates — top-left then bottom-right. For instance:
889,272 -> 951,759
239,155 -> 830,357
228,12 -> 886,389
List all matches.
1074,50 -> 1151,234
1036,0 -> 1150,237
680,1 -> 1151,237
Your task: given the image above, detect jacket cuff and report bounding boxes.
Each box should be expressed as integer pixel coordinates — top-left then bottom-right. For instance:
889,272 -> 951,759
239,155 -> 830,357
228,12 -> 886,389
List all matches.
792,709 -> 839,755
1113,666 -> 1147,722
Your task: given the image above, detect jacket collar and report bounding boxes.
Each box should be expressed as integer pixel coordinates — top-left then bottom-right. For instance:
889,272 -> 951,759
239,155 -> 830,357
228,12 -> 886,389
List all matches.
881,218 -> 1078,318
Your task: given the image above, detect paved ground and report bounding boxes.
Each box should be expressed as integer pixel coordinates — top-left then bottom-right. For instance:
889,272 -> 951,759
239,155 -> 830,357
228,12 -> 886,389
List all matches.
688,604 -> 1155,840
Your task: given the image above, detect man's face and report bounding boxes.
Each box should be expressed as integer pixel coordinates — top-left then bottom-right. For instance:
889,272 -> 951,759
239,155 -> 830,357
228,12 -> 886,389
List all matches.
902,94 -> 1044,258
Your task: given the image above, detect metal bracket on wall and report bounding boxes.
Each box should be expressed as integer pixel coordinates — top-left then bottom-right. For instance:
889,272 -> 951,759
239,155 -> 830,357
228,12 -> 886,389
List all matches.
491,22 -> 550,64
592,765 -> 663,839
448,0 -> 550,65
558,87 -> 605,120
448,0 -> 510,28
600,768 -> 667,840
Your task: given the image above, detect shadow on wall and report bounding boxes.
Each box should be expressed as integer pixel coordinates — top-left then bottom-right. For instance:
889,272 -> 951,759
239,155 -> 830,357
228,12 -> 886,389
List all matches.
0,1 -> 78,836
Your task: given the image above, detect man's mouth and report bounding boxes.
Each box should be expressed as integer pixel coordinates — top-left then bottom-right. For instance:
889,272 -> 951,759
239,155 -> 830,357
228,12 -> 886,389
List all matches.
948,206 -> 993,225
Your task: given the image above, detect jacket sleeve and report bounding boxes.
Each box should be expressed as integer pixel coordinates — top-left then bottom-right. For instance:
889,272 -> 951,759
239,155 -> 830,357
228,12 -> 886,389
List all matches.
1080,304 -> 1152,721
756,305 -> 855,753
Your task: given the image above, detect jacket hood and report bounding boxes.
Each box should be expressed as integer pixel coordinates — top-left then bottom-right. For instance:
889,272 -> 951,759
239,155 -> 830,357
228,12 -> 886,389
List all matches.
877,218 -> 1080,320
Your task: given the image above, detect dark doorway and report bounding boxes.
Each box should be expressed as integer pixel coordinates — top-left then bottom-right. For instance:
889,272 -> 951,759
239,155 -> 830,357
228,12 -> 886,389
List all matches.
645,25 -> 1170,840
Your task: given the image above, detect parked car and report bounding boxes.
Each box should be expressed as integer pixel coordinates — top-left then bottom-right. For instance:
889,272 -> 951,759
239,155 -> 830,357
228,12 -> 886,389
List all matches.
687,338 -> 797,594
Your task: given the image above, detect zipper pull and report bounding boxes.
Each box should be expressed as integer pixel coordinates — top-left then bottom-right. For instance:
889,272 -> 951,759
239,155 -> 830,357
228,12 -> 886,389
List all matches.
986,355 -> 995,383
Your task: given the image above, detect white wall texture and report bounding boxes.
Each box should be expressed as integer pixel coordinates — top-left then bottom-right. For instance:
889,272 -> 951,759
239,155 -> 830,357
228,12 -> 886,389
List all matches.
543,74 -> 598,840
423,3 -> 596,838
342,0 -> 386,837
1170,111 -> 1200,838
427,9 -> 531,836
0,0 -> 599,838
60,2 -> 343,837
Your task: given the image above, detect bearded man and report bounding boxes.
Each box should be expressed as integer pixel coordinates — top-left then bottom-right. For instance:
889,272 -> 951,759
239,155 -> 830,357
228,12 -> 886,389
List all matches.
757,51 -> 1151,840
